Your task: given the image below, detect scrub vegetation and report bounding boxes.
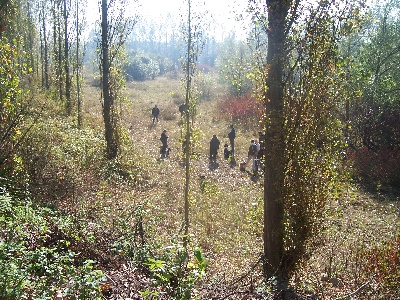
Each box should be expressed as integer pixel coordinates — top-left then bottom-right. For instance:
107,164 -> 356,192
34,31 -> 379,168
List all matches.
0,0 -> 399,299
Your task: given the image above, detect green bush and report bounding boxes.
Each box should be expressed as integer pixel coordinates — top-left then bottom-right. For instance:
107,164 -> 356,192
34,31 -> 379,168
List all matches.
143,245 -> 208,300
124,51 -> 177,81
125,52 -> 160,81
0,191 -> 105,299
19,117 -> 106,201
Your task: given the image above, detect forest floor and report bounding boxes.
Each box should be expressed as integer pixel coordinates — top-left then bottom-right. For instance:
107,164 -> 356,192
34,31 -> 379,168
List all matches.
77,75 -> 399,299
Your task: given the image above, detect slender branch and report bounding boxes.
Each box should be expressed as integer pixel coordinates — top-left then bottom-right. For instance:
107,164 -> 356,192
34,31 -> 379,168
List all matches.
335,280 -> 371,300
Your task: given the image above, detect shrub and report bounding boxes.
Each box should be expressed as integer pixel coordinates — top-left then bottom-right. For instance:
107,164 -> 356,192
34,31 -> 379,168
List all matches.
217,93 -> 264,128
360,235 -> 400,299
19,118 -> 106,203
0,192 -> 105,299
124,52 -> 176,81
347,147 -> 400,187
162,106 -> 177,121
143,245 -> 208,299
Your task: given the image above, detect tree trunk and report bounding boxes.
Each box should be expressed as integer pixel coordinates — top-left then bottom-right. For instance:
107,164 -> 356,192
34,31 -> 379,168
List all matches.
183,0 -> 191,250
63,0 -> 71,116
26,2 -> 35,74
57,1 -> 63,103
41,0 -> 49,89
101,0 -> 117,159
263,0 -> 291,280
76,0 -> 82,128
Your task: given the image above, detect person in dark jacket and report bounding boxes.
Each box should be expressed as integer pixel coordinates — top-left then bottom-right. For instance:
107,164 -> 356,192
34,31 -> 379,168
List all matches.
228,124 -> 236,156
152,105 -> 160,124
209,135 -> 220,161
160,129 -> 168,147
223,143 -> 231,159
179,103 -> 186,116
160,129 -> 169,158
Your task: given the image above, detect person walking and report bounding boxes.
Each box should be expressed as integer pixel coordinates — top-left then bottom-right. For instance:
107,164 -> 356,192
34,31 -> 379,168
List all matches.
152,104 -> 160,124
209,134 -> 220,161
228,124 -> 236,156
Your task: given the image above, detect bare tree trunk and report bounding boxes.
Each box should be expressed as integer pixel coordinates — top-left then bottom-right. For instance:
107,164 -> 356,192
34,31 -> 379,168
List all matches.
40,0 -> 49,89
101,0 -> 117,159
58,2 -> 63,102
63,0 -> 71,116
26,2 -> 35,73
183,0 -> 191,250
76,0 -> 82,128
263,0 -> 291,280
52,0 -> 63,103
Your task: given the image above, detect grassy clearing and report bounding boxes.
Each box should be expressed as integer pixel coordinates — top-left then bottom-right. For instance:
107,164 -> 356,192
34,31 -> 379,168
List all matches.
96,76 -> 398,294
120,75 -> 265,279
17,75 -> 398,298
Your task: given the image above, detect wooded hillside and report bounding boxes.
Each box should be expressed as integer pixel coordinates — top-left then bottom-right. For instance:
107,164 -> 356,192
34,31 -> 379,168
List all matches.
0,0 -> 399,299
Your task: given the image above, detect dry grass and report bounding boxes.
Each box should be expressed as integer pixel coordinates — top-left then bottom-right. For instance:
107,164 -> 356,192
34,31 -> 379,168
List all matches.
77,74 -> 264,278
74,75 -> 399,298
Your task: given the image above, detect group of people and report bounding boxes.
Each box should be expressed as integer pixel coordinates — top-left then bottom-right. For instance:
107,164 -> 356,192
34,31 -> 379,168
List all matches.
152,103 -> 264,172
209,128 -> 263,173
209,125 -> 236,162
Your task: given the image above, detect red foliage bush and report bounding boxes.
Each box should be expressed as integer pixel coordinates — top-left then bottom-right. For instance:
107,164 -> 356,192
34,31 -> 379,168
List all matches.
361,235 -> 400,298
217,93 -> 264,128
347,147 -> 400,187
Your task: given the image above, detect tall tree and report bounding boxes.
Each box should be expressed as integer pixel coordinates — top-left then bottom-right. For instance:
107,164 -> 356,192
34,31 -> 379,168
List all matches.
252,0 -> 365,283
51,0 -> 64,102
183,0 -> 192,249
100,0 -> 116,159
75,0 -> 84,128
39,0 -> 50,89
217,34 -> 252,97
262,0 -> 291,280
63,0 -> 72,116
0,0 -> 36,182
99,0 -> 134,159
181,0 -> 204,249
349,0 -> 400,150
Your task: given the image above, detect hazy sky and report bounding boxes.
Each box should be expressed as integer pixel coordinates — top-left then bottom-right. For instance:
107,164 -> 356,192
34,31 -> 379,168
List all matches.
86,0 -> 248,40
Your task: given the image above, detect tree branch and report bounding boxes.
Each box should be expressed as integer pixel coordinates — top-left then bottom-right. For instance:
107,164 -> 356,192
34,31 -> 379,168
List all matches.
336,280 -> 371,300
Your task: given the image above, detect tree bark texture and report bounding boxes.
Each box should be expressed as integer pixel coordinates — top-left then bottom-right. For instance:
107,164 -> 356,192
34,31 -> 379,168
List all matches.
263,0 -> 291,279
101,0 -> 117,159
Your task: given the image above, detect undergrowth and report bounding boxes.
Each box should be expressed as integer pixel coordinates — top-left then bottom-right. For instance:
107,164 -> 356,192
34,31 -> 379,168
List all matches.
1,76 -> 399,299
0,191 -> 105,299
